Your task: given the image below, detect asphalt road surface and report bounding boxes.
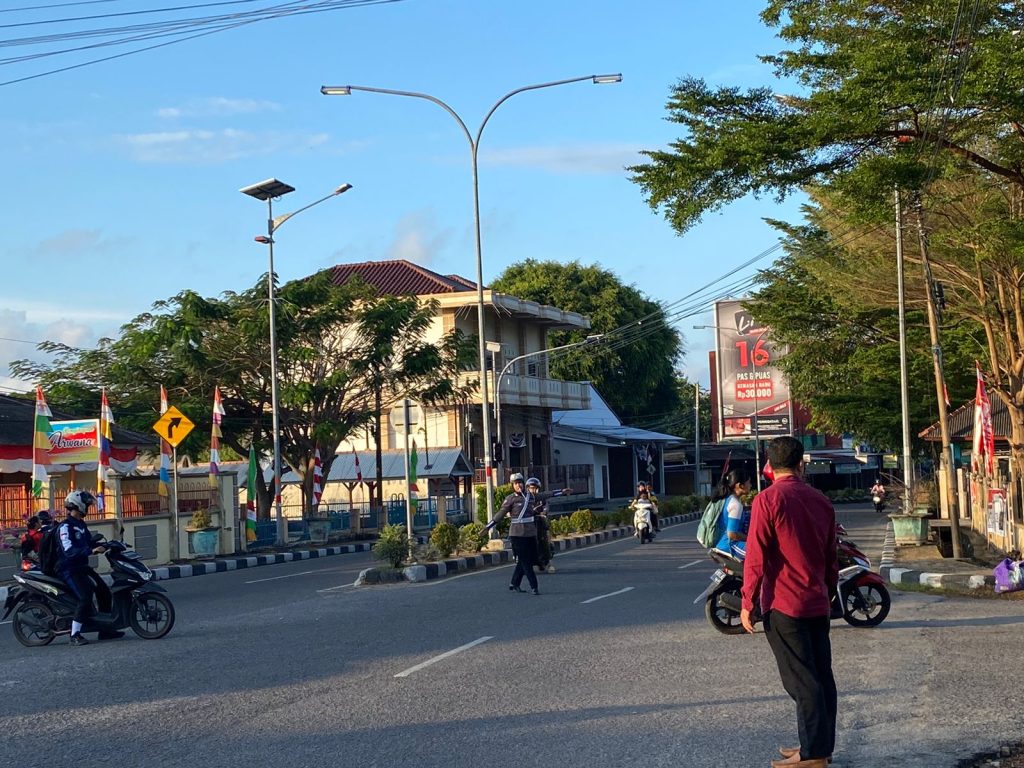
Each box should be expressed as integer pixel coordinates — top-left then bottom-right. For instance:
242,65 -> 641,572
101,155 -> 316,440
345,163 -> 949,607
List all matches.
2,508 -> 1022,768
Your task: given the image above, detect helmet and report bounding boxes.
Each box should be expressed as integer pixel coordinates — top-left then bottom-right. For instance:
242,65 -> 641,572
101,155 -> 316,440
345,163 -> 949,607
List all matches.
65,489 -> 96,515
509,473 -> 525,484
526,477 -> 541,488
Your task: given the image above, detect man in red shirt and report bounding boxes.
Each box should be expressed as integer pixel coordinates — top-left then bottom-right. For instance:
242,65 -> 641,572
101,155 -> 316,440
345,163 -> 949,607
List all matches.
740,436 -> 839,768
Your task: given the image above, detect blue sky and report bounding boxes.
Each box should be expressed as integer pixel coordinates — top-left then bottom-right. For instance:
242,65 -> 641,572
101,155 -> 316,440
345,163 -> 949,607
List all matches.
0,0 -> 804,392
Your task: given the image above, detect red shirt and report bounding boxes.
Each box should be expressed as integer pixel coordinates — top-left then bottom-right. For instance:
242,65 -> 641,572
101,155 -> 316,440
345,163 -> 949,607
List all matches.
741,474 -> 839,618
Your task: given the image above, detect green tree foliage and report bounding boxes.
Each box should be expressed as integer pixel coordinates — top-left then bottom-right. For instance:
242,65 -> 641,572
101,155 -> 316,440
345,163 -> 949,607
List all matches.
490,260 -> 682,420
12,271 -> 475,518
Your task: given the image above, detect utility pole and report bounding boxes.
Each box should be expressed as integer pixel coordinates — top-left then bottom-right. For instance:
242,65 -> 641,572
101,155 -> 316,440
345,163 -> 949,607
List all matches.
913,196 -> 962,558
895,188 -> 914,514
694,383 -> 702,495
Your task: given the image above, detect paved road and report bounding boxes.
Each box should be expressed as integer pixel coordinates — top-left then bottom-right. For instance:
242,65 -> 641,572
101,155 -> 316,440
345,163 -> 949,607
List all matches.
2,508 -> 1022,768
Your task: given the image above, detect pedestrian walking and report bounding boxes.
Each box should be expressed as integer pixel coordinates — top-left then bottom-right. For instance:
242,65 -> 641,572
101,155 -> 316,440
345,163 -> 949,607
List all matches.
740,436 -> 839,768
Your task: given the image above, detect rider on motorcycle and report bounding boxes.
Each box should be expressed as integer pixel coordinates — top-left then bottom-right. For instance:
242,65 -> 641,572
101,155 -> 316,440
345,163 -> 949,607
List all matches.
870,479 -> 886,514
633,481 -> 660,532
713,468 -> 753,560
57,490 -> 121,645
19,516 -> 42,559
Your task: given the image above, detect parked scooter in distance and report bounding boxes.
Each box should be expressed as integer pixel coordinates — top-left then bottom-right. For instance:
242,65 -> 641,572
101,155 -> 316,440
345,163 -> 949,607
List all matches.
694,546 -> 891,634
3,534 -> 175,647
633,500 -> 655,544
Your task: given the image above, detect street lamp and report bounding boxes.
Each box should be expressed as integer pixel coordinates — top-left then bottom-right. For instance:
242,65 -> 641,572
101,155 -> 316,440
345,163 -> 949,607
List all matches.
240,178 -> 353,545
494,334 -> 604,470
694,324 -> 771,491
321,74 -> 621,532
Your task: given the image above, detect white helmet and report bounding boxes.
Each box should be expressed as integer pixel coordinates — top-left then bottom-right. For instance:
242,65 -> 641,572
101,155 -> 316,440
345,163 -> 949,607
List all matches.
526,477 -> 541,489
509,473 -> 525,484
65,489 -> 96,515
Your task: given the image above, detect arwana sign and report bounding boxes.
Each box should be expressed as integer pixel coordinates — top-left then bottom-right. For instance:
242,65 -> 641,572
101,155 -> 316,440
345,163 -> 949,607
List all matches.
713,300 -> 793,441
48,420 -> 100,465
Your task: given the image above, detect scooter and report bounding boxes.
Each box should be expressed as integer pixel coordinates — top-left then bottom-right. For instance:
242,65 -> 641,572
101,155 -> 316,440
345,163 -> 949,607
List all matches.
694,547 -> 891,635
3,535 -> 175,647
872,494 -> 886,514
633,500 -> 655,544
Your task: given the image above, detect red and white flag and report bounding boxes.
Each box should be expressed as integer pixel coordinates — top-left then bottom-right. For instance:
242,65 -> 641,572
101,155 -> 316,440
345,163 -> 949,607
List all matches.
352,446 -> 363,484
973,364 -> 995,476
312,447 -> 323,510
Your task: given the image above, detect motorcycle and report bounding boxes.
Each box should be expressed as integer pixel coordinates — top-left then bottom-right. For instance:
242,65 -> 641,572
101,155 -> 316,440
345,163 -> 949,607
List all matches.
2,535 -> 175,647
694,547 -> 891,635
633,500 -> 655,544
872,494 -> 886,514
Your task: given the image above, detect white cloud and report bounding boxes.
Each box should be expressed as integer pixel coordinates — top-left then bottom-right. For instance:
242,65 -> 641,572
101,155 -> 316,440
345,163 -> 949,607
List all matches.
23,228 -> 134,260
385,210 -> 453,266
0,309 -> 98,392
482,143 -> 643,174
155,97 -> 281,119
117,129 -> 329,164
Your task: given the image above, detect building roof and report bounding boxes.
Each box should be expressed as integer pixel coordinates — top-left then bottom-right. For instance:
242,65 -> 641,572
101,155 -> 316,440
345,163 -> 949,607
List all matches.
0,394 -> 156,449
326,259 -> 478,296
919,396 -> 1012,442
552,385 -> 683,446
270,447 -> 474,486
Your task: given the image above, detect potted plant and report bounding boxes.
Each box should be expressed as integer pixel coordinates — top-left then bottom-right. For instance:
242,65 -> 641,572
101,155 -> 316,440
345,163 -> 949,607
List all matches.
888,482 -> 933,545
185,508 -> 220,558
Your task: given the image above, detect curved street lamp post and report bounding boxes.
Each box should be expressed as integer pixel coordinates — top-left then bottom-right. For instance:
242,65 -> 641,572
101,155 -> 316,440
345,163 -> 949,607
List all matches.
321,75 -> 621,535
240,179 -> 353,545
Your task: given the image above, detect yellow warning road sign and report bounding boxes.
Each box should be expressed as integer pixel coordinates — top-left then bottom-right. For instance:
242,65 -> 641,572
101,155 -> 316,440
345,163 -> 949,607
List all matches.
152,406 -> 195,447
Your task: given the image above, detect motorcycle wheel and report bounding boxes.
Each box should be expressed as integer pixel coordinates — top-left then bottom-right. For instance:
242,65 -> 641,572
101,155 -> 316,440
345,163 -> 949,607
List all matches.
12,600 -> 56,647
704,589 -> 745,635
129,593 -> 175,639
843,583 -> 891,627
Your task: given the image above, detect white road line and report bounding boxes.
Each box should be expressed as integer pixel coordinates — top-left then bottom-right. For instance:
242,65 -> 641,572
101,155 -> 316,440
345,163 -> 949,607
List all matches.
394,636 -> 493,678
245,570 -> 316,584
677,560 -> 704,570
317,583 -> 357,593
581,586 -> 634,604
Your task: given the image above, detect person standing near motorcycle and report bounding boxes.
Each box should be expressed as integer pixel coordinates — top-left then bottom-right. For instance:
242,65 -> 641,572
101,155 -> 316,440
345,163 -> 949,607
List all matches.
57,490 -> 121,645
19,516 -> 42,559
870,478 -> 886,514
712,468 -> 753,559
740,436 -> 839,768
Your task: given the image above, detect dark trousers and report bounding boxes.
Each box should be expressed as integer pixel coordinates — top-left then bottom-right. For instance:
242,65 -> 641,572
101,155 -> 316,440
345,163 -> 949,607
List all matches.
510,536 -> 539,590
764,610 -> 837,759
64,568 -> 112,624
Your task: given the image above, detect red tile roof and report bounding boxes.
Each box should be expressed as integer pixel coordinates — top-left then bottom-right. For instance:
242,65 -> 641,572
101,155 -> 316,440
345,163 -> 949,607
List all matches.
325,260 -> 480,296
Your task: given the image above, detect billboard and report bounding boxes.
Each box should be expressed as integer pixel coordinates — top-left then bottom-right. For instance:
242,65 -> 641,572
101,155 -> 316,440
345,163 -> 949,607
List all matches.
48,419 -> 100,465
714,300 -> 792,441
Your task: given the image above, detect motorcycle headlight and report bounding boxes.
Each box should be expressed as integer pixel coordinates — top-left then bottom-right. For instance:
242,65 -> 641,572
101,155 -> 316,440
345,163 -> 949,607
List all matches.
138,569 -> 153,581
853,556 -> 870,568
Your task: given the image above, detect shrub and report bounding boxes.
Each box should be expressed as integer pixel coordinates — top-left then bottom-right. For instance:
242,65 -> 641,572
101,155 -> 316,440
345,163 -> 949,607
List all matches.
429,521 -> 459,558
475,482 -> 513,525
593,513 -> 610,530
549,516 -> 572,537
569,509 -> 596,534
412,542 -> 443,562
372,524 -> 409,568
187,508 -> 213,530
458,522 -> 487,553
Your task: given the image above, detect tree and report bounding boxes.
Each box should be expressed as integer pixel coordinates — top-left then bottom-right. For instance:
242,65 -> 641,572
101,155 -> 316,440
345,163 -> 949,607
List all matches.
12,271 -> 475,519
489,260 -> 682,420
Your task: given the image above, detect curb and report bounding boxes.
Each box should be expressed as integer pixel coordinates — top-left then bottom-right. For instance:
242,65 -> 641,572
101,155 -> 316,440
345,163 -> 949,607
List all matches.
879,521 -> 994,590
361,511 -> 702,585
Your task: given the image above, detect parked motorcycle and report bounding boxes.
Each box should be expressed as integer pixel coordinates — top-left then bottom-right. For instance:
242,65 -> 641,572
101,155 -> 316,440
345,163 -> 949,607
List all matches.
633,500 -> 655,544
694,547 -> 891,634
2,535 -> 175,647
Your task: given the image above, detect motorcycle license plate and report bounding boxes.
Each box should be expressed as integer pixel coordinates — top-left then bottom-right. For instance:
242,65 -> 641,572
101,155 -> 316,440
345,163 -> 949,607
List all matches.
693,569 -> 727,604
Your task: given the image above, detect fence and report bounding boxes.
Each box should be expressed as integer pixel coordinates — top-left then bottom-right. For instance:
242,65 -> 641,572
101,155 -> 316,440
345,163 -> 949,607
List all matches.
474,464 -> 592,493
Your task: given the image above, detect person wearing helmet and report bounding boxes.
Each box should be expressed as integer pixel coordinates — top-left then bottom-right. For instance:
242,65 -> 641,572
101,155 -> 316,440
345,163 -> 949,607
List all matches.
57,489 -> 120,645
485,474 -> 573,594
633,481 -> 661,533
526,477 -> 570,575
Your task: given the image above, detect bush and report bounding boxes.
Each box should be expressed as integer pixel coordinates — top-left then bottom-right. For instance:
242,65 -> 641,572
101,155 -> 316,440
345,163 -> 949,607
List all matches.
458,522 -> 487,553
412,542 -> 442,562
187,508 -> 213,530
569,509 -> 596,534
372,524 -> 409,568
475,482 -> 513,525
593,513 -> 610,530
429,521 -> 459,558
549,516 -> 572,537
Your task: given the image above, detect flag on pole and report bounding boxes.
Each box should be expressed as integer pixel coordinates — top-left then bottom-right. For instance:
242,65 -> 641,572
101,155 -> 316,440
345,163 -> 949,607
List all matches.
409,439 -> 419,512
312,447 -> 323,511
245,444 -> 258,542
209,386 -> 225,488
353,446 -> 363,484
97,389 -> 114,513
158,386 -> 172,497
973,363 -> 995,476
31,386 -> 53,499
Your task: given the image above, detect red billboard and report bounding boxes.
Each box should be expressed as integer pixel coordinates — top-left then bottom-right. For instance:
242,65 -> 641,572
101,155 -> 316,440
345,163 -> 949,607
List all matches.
714,300 -> 792,440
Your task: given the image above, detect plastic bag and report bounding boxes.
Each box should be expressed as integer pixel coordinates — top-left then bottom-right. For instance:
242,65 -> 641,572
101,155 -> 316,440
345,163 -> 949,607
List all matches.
993,558 -> 1024,593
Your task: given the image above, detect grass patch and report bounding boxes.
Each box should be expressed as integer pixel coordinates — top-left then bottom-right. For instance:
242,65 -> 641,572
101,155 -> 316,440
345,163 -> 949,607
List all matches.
889,581 -> 1024,599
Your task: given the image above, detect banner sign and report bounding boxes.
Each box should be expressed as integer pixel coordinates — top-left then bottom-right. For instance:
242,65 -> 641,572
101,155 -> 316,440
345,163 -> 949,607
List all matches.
48,419 -> 100,465
988,488 -> 1007,536
714,300 -> 793,441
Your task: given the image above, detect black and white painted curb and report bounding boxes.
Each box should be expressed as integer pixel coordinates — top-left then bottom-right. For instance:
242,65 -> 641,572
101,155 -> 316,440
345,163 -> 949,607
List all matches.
375,511 -> 702,585
878,520 -> 994,590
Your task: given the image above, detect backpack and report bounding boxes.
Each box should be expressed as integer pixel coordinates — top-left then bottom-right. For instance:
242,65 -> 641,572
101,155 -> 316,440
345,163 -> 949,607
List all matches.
696,499 -> 726,548
37,525 -> 62,576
